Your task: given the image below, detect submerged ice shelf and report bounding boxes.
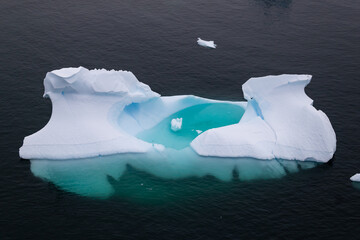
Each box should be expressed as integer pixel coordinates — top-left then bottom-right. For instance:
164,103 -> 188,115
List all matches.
20,67 -> 336,162
30,155 -> 318,200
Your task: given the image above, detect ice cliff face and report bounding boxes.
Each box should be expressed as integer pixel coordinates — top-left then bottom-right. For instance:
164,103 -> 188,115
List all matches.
20,68 -> 336,162
191,75 -> 336,162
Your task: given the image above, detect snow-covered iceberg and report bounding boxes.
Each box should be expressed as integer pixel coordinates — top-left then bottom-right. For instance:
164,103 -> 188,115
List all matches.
197,38 -> 216,49
20,67 -> 336,163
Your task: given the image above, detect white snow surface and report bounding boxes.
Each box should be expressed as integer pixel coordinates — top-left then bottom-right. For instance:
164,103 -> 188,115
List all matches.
191,74 -> 336,162
197,38 -> 216,49
20,68 -> 336,163
350,174 -> 360,182
171,118 -> 183,132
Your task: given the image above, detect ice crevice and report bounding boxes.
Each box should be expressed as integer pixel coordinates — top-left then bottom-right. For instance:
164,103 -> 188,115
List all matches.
20,67 -> 336,163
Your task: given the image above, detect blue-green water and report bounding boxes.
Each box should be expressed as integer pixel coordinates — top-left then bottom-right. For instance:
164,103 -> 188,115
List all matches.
137,103 -> 245,149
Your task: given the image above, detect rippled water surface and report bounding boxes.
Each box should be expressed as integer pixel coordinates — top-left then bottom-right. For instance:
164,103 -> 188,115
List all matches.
1,0 -> 360,239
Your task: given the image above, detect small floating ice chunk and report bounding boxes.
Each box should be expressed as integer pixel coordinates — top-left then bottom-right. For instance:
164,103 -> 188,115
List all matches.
350,173 -> 360,182
171,118 -> 183,132
196,130 -> 202,134
197,38 -> 216,49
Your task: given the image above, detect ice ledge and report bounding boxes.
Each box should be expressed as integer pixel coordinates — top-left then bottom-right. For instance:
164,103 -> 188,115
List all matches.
20,136 -> 151,160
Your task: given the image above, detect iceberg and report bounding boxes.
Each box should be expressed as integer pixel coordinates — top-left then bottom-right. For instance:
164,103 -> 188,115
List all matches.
197,38 -> 216,49
171,118 -> 183,132
350,174 -> 360,182
20,67 -> 336,163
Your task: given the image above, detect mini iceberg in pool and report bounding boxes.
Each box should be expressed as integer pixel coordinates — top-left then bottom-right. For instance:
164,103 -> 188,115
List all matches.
20,67 -> 336,199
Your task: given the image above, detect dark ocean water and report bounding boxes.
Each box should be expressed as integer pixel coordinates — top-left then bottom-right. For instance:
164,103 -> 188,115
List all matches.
1,0 -> 360,239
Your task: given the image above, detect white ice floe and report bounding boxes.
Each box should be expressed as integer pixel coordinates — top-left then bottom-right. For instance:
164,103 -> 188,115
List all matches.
171,118 -> 183,132
350,174 -> 360,182
20,68 -> 336,163
197,38 -> 216,49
